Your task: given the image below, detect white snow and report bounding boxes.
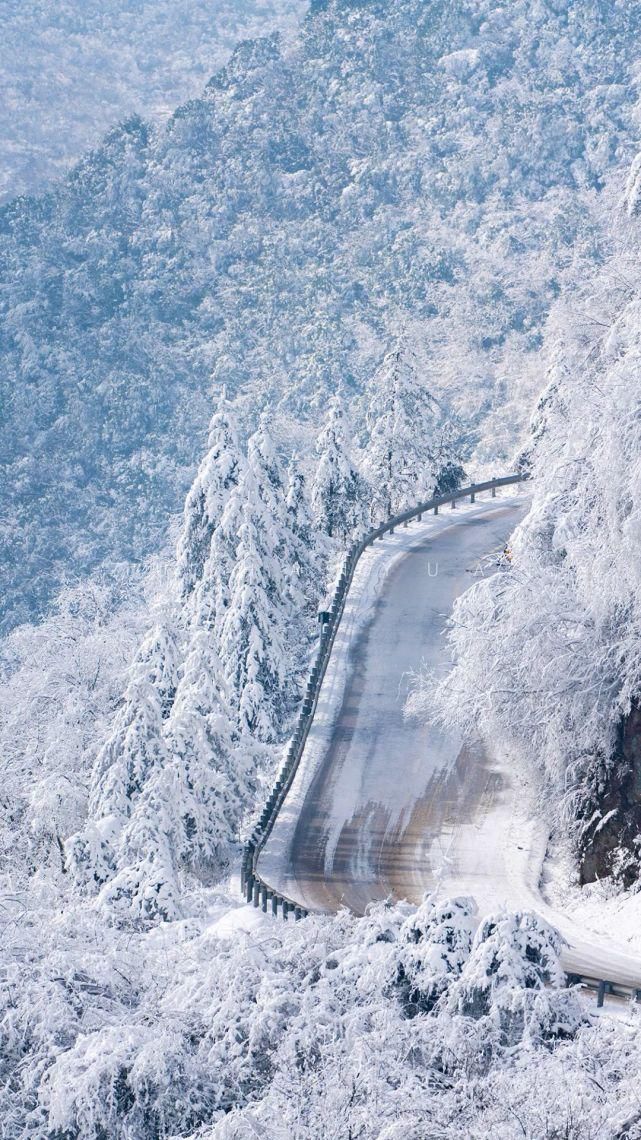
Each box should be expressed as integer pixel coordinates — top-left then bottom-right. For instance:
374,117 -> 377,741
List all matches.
439,48 -> 481,79
209,901 -> 273,942
542,832 -> 641,959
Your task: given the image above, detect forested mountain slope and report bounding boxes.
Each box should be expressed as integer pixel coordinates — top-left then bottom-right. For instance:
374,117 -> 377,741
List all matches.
2,0 -> 640,631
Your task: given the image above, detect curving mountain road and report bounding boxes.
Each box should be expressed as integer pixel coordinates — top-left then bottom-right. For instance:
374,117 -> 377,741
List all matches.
258,491 -> 641,990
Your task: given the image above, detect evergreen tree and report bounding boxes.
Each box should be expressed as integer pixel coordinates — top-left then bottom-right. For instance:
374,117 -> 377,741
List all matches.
65,623 -> 178,890
246,415 -> 314,624
312,394 -> 368,543
364,341 -> 444,521
193,482 -> 245,641
136,622 -> 180,718
248,410 -> 285,496
219,417 -> 311,741
191,413 -> 293,643
176,388 -> 244,600
89,623 -> 179,816
219,468 -> 290,742
164,630 -> 248,870
97,774 -> 178,923
287,452 -> 314,548
286,451 -> 321,613
447,910 -> 583,1048
100,631 -> 242,923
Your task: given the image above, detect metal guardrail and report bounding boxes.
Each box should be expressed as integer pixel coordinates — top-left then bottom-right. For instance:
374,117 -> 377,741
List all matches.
239,471 -> 641,1007
566,974 -> 641,1008
240,474 -> 523,919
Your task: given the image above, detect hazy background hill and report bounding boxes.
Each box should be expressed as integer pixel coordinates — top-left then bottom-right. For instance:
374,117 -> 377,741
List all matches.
2,0 -> 640,631
0,0 -> 307,203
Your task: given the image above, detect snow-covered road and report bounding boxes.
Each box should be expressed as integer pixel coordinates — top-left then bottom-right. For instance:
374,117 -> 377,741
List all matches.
258,490 -> 641,989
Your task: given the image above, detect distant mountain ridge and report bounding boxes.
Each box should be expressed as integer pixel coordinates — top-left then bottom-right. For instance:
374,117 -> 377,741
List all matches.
2,0 -> 640,630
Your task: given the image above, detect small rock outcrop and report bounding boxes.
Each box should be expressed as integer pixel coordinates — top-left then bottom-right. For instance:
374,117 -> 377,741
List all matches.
579,704 -> 641,888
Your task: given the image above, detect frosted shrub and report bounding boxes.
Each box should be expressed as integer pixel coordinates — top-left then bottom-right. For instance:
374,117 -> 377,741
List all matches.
447,910 -> 584,1049
393,895 -> 475,1017
177,392 -> 245,601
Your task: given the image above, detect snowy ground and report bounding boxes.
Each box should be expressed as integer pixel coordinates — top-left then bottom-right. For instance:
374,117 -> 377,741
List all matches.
258,489 -> 641,989
542,834 -> 641,960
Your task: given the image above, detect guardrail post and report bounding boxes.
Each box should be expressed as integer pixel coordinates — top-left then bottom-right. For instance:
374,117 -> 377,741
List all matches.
246,876 -> 254,903
252,882 -> 260,908
597,980 -> 606,1008
433,505 -> 438,515
261,886 -> 268,912
271,894 -> 279,917
294,906 -> 302,920
491,485 -> 496,498
451,499 -> 456,509
403,520 -> 408,528
282,902 -> 289,921
470,491 -> 475,503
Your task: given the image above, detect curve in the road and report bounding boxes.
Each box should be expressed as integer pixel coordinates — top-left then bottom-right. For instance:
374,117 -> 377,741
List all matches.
262,498 -> 525,913
255,491 -> 641,996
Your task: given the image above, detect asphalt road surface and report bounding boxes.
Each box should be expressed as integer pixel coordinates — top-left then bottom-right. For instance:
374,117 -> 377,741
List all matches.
258,494 -> 641,989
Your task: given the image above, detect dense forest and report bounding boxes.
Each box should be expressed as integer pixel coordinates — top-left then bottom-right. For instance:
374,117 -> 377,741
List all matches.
3,0 -> 641,629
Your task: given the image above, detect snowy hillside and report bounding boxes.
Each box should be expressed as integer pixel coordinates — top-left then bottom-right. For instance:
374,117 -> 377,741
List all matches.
3,0 -> 641,630
410,194 -> 641,919
0,0 -> 307,203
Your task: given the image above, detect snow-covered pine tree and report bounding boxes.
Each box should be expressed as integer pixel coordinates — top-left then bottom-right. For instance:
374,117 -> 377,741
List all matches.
287,453 -> 313,546
286,451 -> 322,614
245,416 -> 305,616
193,481 -> 245,642
164,632 -> 251,868
446,910 -> 584,1048
181,392 -> 246,642
65,622 -> 179,890
96,774 -> 178,923
220,482 -> 288,741
311,393 -> 368,543
220,417 -> 304,742
99,630 -> 242,923
364,340 -> 444,521
69,401 -> 254,917
176,388 -> 244,600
